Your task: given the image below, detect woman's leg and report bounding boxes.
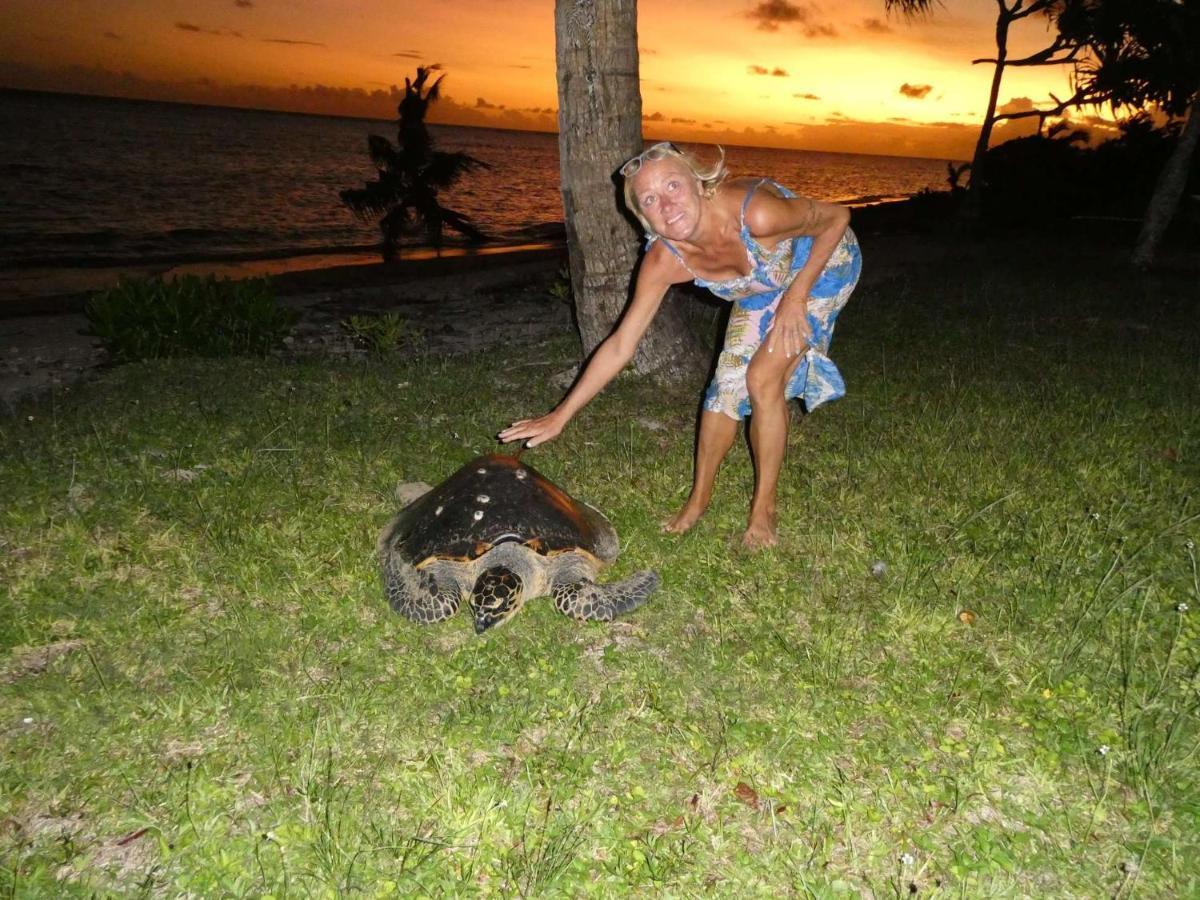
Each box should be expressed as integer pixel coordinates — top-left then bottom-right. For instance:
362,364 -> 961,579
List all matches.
662,409 -> 739,533
742,343 -> 806,549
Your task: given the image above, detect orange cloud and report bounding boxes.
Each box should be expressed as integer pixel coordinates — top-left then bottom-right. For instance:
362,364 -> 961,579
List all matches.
899,83 -> 933,99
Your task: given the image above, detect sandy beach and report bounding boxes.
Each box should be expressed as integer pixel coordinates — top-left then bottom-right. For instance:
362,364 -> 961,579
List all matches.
4,199 -> 1187,413
0,245 -> 570,410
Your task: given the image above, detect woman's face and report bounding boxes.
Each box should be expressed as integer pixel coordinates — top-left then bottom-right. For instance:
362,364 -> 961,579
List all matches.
630,157 -> 703,241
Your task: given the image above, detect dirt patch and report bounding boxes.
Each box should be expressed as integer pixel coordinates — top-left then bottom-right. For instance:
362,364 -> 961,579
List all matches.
2,639 -> 87,683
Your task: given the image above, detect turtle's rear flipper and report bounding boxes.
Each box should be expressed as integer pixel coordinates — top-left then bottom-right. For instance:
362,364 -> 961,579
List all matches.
553,570 -> 660,622
383,558 -> 461,623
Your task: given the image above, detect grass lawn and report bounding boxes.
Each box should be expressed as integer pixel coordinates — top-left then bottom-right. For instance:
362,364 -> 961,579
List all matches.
2,240 -> 1198,896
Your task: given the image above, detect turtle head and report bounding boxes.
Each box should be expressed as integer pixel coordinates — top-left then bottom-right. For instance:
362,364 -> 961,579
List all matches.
469,566 -> 525,634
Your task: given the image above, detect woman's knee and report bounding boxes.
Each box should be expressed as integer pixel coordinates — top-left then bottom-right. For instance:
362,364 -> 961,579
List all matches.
745,359 -> 788,402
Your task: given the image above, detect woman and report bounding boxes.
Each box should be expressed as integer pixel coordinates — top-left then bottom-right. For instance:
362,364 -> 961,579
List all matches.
499,143 -> 861,549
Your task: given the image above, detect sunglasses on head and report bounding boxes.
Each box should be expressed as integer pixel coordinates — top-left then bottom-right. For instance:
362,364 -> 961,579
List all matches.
619,141 -> 680,177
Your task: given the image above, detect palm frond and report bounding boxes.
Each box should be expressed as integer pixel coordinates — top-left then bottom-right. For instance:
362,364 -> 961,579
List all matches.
440,206 -> 488,243
884,0 -> 942,20
340,183 -> 399,220
422,152 -> 489,188
367,135 -> 399,171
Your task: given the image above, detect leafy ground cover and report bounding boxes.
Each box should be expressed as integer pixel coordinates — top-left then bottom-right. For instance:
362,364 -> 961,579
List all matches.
1,239 -> 1198,896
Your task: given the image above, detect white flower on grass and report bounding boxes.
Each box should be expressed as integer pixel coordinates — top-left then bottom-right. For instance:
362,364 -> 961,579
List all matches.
26,416 -> 33,422
22,717 -> 33,724
870,560 -> 888,578
899,852 -> 915,867
1186,540 -> 1195,551
1178,603 -> 1189,614
1098,745 -> 1110,757
1090,512 -> 1101,521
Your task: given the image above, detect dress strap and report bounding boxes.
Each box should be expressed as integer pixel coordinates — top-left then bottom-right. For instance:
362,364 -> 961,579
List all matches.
739,178 -> 799,231
739,179 -> 768,231
654,235 -> 705,281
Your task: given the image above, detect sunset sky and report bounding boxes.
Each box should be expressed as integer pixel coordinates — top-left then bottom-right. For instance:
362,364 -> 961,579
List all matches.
0,0 -> 1112,159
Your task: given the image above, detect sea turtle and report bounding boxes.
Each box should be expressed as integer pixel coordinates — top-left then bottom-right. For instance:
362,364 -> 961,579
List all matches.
379,453 -> 659,633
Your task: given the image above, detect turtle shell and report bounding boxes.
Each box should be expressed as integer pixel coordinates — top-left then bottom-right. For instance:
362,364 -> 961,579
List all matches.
386,454 -> 617,565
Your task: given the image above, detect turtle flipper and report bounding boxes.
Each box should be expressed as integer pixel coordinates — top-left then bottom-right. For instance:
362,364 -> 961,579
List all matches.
552,570 -> 660,622
470,566 -> 526,634
383,556 -> 461,623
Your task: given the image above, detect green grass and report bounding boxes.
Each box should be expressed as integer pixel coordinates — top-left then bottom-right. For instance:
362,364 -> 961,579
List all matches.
2,245 -> 1198,896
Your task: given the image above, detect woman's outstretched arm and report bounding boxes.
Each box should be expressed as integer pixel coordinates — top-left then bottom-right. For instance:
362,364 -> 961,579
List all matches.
498,244 -> 687,447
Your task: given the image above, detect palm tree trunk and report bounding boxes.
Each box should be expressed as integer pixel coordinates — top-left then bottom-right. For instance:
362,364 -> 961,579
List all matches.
963,7 -> 1013,220
1132,95 -> 1200,270
554,0 -> 705,379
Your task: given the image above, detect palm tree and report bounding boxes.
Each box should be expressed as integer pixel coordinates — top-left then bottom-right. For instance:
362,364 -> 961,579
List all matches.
341,67 -> 488,261
1061,0 -> 1199,267
885,1 -> 1088,219
553,0 -> 704,379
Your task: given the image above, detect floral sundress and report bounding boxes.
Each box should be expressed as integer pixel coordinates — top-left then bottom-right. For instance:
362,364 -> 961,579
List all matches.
651,178 -> 862,420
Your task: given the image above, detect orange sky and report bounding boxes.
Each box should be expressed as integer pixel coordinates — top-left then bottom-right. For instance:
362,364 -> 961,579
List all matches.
0,0 -> 1114,159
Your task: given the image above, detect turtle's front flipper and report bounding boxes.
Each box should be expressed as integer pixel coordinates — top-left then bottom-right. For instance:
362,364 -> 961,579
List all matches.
383,557 -> 461,623
553,571 -> 660,622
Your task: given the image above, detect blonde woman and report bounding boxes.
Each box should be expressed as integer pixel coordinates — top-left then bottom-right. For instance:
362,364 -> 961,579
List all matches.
501,143 -> 861,549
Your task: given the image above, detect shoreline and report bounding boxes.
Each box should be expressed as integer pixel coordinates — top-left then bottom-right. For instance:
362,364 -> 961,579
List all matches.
0,242 -> 567,319
4,199 -> 1193,412
0,198 -> 930,320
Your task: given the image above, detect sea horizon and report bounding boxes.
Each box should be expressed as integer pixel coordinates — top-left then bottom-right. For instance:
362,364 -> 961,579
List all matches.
0,85 -> 967,167
0,89 -> 962,304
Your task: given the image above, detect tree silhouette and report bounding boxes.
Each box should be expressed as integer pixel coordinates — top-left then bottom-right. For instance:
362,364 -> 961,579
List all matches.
341,67 -> 488,261
885,0 -> 1092,219
1060,0 -> 1199,267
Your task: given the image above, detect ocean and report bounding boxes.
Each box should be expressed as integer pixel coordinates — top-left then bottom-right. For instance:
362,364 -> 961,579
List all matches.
0,89 -> 958,303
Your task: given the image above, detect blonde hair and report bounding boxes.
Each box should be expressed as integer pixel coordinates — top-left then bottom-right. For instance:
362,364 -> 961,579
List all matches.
622,144 -> 728,237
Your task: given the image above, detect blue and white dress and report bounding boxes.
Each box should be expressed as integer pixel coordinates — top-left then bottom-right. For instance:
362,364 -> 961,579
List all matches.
651,179 -> 862,420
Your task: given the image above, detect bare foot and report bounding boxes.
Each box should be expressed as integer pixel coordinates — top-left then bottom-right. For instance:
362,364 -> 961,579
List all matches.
740,514 -> 778,550
662,501 -> 707,534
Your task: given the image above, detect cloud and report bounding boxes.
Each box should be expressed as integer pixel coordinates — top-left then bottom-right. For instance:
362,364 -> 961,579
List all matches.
747,65 -> 769,75
772,68 -> 788,77
475,97 -> 498,109
748,0 -> 806,31
644,111 -> 665,121
997,97 -> 1035,115
793,92 -> 820,100
393,51 -> 422,59
899,83 -> 932,99
672,117 -> 696,124
234,0 -> 253,7
175,22 -> 243,38
506,64 -> 532,70
861,18 -> 892,34
263,38 -> 325,47
746,0 -> 836,38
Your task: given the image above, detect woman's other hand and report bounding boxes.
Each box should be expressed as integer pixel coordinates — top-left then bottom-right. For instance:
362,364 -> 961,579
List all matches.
765,301 -> 812,358
498,411 -> 567,448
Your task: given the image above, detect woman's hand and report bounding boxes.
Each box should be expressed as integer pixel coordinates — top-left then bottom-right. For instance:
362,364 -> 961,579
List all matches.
498,410 -> 568,448
765,299 -> 812,358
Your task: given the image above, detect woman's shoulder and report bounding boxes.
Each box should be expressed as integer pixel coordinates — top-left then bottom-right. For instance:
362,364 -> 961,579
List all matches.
640,238 -> 694,285
716,176 -> 791,207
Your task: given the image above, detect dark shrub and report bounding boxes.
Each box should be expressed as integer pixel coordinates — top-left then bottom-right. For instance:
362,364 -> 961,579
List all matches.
86,275 -> 297,362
